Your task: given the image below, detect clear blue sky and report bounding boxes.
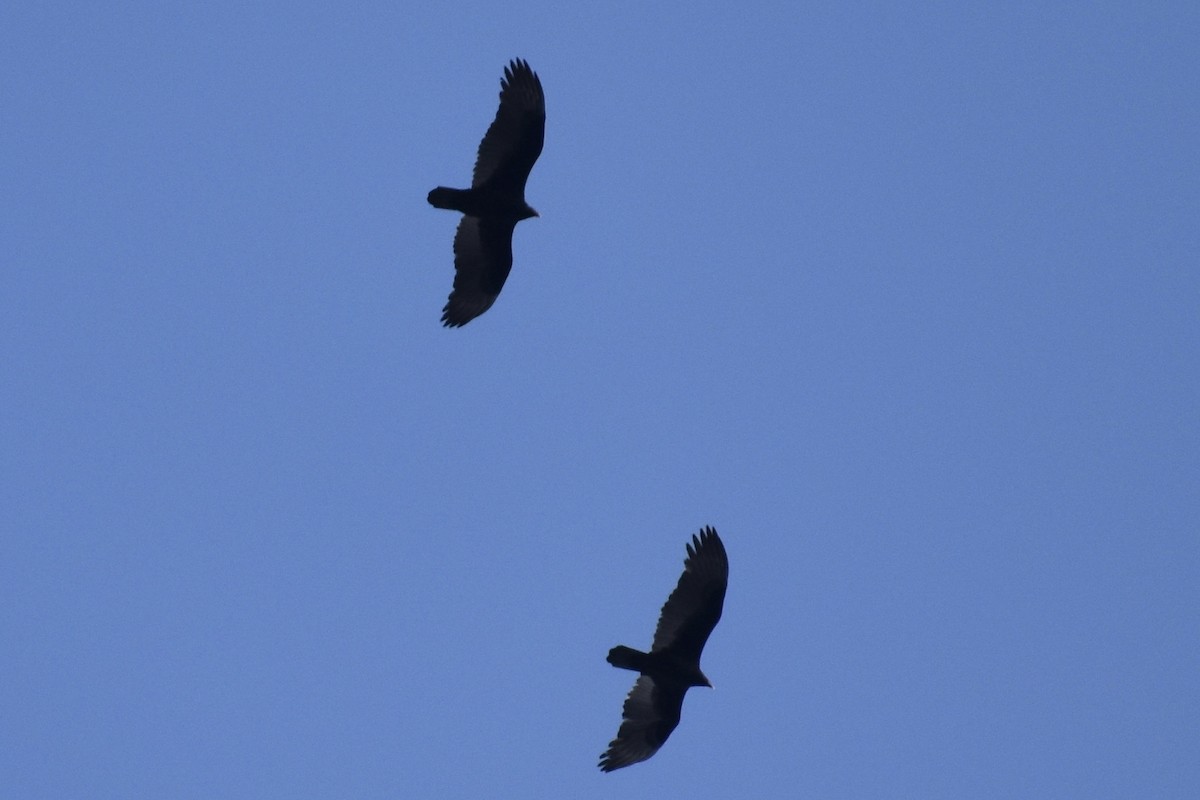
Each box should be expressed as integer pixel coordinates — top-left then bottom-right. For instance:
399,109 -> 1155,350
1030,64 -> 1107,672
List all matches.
3,2 -> 1197,797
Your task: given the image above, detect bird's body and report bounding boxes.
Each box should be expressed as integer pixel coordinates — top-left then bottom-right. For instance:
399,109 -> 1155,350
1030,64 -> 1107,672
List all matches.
427,186 -> 534,221
599,527 -> 729,772
606,646 -> 712,690
427,59 -> 545,327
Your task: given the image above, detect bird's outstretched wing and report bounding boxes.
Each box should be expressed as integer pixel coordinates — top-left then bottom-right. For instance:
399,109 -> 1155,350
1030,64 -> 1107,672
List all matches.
441,216 -> 517,327
598,675 -> 685,772
650,527 -> 729,661
471,59 -> 545,191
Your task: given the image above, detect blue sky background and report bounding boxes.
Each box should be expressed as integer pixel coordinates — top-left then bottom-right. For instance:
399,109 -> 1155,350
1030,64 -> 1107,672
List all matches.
3,2 -> 1198,797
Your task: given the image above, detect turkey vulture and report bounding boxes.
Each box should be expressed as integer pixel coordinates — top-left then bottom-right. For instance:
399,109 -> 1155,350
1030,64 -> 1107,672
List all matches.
427,58 -> 545,327
599,526 -> 729,772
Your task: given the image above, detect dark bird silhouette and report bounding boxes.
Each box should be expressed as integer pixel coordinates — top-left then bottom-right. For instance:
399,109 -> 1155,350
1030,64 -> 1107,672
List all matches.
599,526 -> 729,772
427,58 -> 545,327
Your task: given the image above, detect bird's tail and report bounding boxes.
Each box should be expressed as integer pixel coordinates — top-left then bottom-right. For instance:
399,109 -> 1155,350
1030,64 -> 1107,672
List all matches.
606,645 -> 650,672
427,186 -> 467,210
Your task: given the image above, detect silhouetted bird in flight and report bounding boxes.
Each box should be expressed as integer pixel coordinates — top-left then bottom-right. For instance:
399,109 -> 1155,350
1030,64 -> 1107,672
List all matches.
427,59 -> 545,327
599,526 -> 729,772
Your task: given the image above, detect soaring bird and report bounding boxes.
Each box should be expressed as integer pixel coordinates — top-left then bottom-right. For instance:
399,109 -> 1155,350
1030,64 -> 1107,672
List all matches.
599,526 -> 729,772
427,59 -> 545,327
